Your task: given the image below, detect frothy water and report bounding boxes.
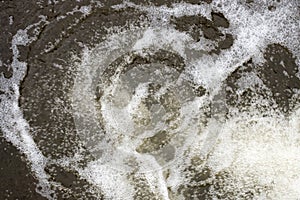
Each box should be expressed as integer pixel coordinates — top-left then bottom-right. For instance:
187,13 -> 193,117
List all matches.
1,0 -> 300,199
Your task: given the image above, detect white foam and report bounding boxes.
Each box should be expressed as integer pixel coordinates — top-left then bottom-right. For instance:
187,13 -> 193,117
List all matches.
72,0 -> 300,197
206,109 -> 300,199
79,162 -> 135,200
0,18 -> 54,199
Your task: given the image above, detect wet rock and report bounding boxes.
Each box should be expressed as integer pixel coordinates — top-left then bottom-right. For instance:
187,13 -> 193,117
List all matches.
130,0 -> 212,7
202,26 -> 222,40
212,12 -> 229,28
258,43 -> 300,112
171,11 -> 233,54
225,58 -> 269,112
171,14 -> 212,41
218,34 -> 234,49
130,0 -> 175,6
171,12 -> 230,41
225,44 -> 300,114
185,0 -> 212,4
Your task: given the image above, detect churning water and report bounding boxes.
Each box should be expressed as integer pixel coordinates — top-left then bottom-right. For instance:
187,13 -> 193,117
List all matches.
0,0 -> 300,199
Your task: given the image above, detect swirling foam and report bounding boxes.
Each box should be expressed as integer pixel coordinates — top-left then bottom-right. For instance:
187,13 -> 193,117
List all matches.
0,0 -> 299,199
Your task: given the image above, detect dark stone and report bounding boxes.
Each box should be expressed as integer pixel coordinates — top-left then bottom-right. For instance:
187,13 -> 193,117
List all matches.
171,14 -> 224,41
202,26 -> 221,40
212,12 -> 229,28
185,0 -> 213,4
225,44 -> 300,114
171,14 -> 208,33
129,0 -> 174,6
172,11 -> 231,46
129,0 -> 212,6
258,43 -> 300,112
218,34 -> 234,49
225,58 -> 267,112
